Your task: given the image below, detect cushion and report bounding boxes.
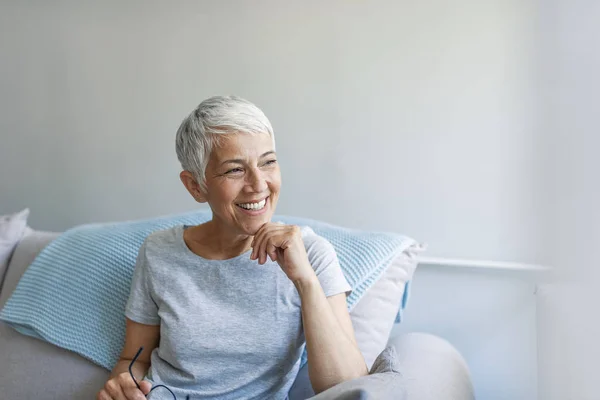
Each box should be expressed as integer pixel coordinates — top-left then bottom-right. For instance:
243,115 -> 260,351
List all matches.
0,208 -> 30,292
385,333 -> 475,400
349,243 -> 424,368
369,345 -> 400,374
0,210 -> 418,373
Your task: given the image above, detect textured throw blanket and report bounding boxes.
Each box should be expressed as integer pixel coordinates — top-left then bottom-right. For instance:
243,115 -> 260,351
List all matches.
0,210 -> 416,370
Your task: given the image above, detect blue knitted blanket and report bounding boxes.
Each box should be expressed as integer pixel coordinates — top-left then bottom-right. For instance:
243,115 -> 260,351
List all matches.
0,210 -> 416,371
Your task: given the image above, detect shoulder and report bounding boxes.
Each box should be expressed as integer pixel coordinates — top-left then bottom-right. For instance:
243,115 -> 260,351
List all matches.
146,225 -> 181,243
298,225 -> 333,247
297,226 -> 337,259
299,225 -> 325,245
140,225 -> 184,258
296,226 -> 348,288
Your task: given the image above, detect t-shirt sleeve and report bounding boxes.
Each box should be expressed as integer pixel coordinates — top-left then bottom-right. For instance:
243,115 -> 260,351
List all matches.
125,240 -> 160,325
303,228 -> 352,298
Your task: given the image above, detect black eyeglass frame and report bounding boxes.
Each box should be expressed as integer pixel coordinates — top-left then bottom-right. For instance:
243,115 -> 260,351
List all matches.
129,346 -> 190,400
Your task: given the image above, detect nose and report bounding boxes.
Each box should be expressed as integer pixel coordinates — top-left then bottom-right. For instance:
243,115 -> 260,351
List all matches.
246,167 -> 268,193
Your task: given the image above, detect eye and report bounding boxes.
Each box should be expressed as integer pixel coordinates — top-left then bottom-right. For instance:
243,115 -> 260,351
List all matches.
264,159 -> 277,166
225,167 -> 244,174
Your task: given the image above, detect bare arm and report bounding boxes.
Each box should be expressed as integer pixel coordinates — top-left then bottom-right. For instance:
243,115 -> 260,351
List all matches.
295,274 -> 368,394
111,318 -> 160,378
250,223 -> 368,394
97,318 -> 160,399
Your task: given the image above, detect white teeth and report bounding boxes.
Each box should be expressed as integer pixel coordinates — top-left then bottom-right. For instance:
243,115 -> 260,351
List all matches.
238,198 -> 267,210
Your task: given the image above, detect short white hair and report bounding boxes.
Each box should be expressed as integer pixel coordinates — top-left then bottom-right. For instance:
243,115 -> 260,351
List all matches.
175,95 -> 275,191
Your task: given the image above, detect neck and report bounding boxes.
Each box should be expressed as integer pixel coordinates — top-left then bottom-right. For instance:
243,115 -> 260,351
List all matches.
190,219 -> 253,260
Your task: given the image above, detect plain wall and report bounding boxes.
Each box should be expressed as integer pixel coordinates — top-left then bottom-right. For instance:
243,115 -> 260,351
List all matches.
0,0 -> 542,263
0,1 -> 542,399
535,1 -> 600,399
393,267 -> 538,400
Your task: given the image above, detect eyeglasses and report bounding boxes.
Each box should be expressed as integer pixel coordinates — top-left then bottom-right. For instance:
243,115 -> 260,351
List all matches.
129,346 -> 190,400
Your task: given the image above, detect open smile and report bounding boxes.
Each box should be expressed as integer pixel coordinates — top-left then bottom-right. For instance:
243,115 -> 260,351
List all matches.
235,196 -> 269,214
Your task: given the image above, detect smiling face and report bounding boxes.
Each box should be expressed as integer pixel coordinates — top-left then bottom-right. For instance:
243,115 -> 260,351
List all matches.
197,132 -> 281,236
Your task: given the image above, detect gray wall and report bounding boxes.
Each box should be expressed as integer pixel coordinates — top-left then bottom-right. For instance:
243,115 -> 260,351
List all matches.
1,2 -> 543,399
0,0 -> 542,263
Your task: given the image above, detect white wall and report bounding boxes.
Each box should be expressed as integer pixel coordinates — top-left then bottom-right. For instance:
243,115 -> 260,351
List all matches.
392,267 -> 538,400
0,1 -> 541,399
535,1 -> 600,399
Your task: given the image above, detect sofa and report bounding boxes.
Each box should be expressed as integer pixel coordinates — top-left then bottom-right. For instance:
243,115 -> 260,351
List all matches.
0,216 -> 474,399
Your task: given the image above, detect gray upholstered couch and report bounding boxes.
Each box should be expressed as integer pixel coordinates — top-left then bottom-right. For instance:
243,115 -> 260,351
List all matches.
0,229 -> 474,399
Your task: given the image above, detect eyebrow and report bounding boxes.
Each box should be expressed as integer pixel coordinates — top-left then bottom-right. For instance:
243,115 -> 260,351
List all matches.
220,151 -> 276,166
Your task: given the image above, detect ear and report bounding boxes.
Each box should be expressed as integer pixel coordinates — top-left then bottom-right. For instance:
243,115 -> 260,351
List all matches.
180,170 -> 207,203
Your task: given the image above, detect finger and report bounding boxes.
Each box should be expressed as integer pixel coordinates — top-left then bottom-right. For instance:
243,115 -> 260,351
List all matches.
251,233 -> 260,260
259,233 -> 278,265
251,222 -> 270,247
255,233 -> 265,264
279,225 -> 299,251
138,380 -> 153,395
250,229 -> 261,260
123,387 -> 147,400
251,224 -> 271,260
96,389 -> 112,400
256,231 -> 273,265
267,243 -> 278,262
118,373 -> 145,400
259,236 -> 270,264
104,379 -> 127,400
276,247 -> 285,261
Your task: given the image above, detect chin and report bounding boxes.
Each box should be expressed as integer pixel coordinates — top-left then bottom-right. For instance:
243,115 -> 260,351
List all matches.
242,216 -> 272,235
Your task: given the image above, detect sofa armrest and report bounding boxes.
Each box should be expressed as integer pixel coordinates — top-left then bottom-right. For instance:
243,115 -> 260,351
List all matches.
304,333 -> 474,400
387,332 -> 475,400
0,230 -> 60,306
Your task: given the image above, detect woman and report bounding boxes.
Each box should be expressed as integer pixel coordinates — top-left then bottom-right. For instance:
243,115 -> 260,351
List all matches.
96,96 -> 367,400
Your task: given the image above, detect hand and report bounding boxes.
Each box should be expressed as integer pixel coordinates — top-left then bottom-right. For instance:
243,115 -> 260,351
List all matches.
251,223 -> 315,283
96,373 -> 151,400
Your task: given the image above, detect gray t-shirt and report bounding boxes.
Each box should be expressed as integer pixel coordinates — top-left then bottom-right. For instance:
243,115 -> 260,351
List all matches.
125,224 -> 352,400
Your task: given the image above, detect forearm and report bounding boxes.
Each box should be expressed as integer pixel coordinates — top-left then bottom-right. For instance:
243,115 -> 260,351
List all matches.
295,273 -> 368,394
110,358 -> 149,381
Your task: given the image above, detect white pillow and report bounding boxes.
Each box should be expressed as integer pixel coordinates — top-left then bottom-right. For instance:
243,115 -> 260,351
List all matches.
350,242 -> 425,369
0,208 -> 30,290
